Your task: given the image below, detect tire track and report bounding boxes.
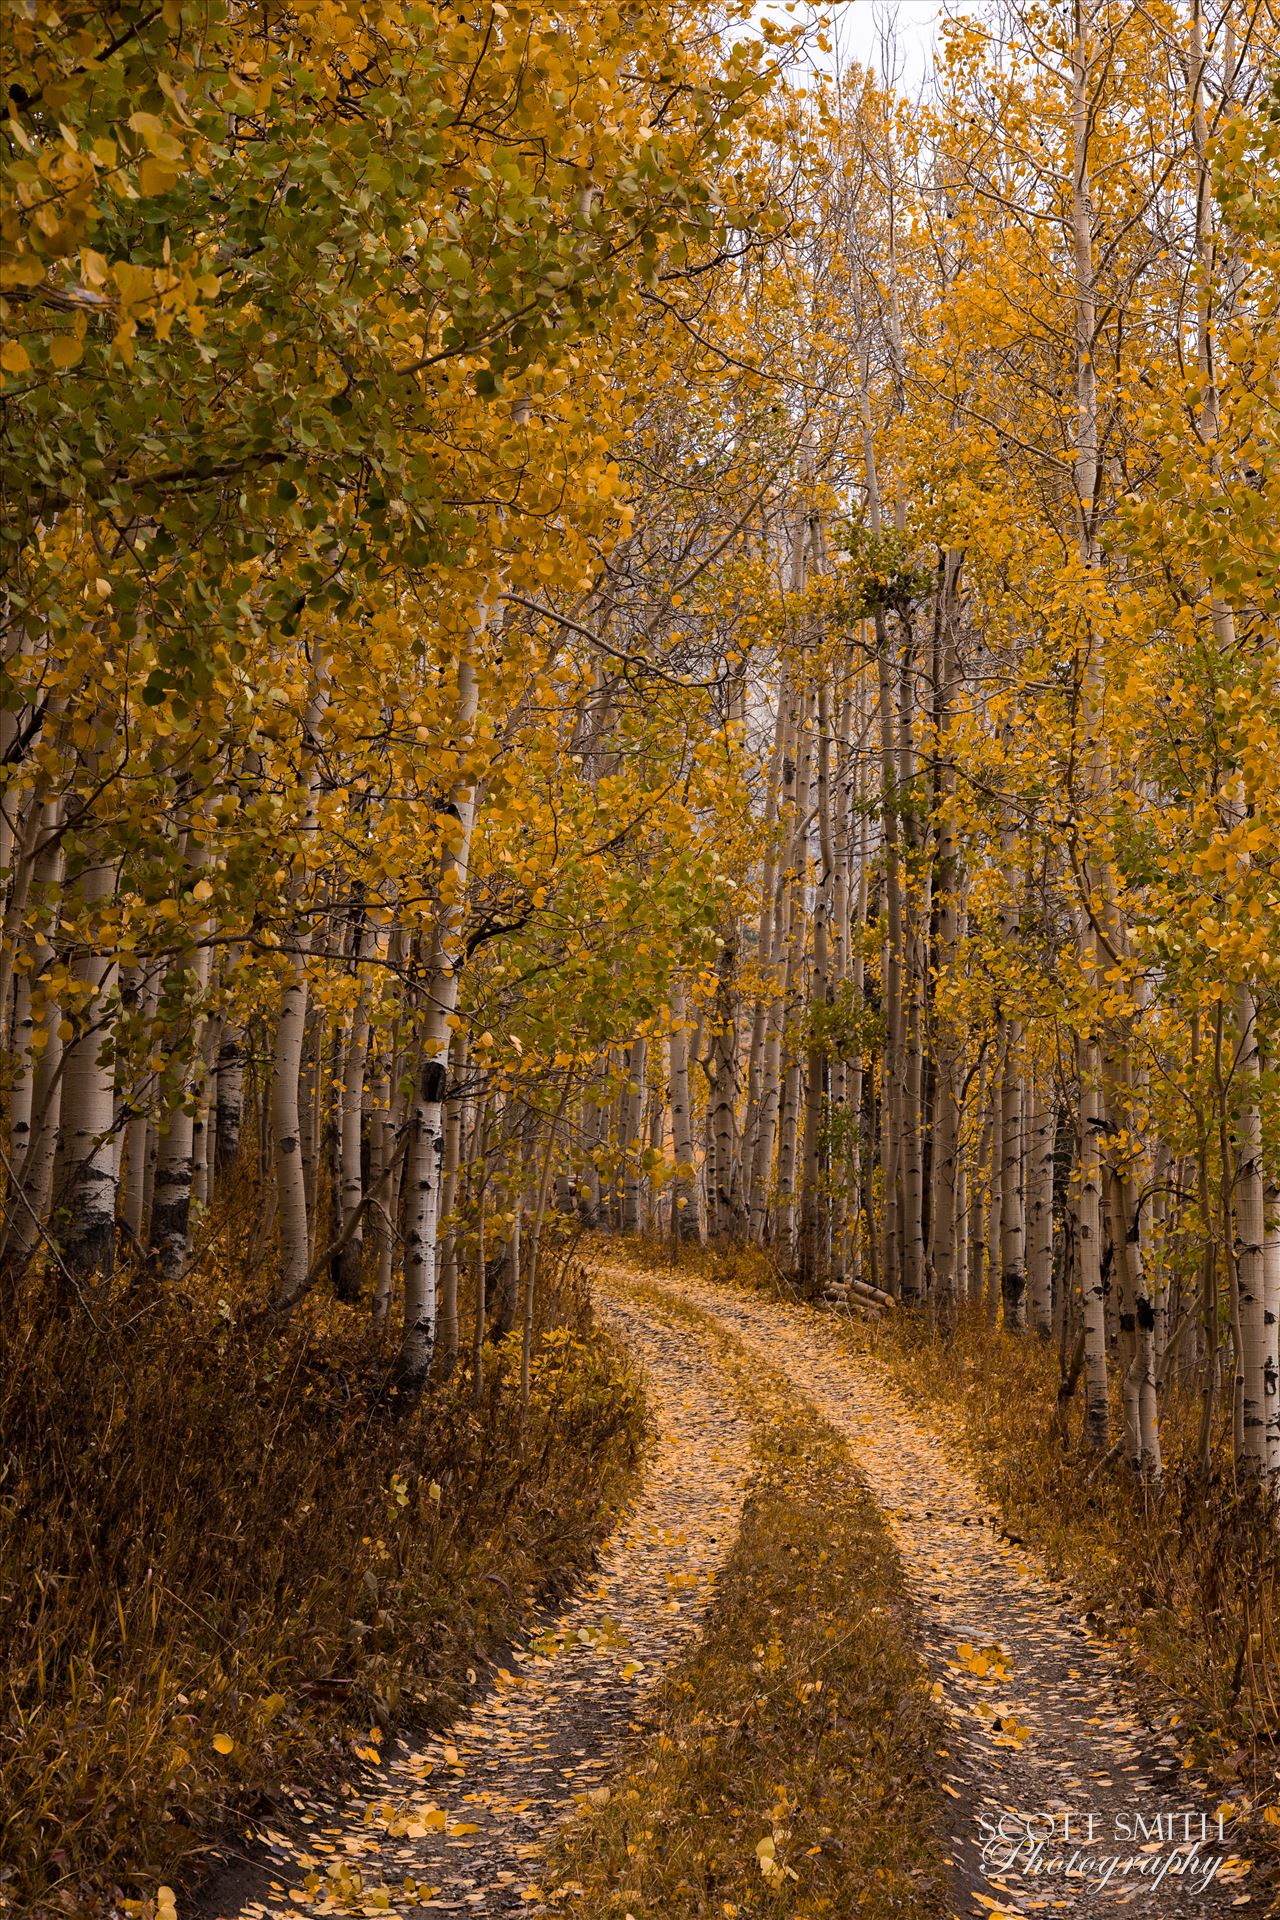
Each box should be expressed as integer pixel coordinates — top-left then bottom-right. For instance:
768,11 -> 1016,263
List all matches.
201,1295 -> 751,1919
629,1261 -> 1259,1919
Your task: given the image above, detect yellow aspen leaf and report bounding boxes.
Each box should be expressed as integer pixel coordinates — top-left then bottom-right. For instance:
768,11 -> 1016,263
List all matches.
138,157 -> 180,195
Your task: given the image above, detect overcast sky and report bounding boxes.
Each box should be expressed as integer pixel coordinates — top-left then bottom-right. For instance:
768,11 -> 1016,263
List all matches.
756,0 -> 985,97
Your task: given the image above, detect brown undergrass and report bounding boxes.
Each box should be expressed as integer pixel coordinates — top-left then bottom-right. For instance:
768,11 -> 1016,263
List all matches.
0,1231 -> 644,1918
548,1289 -> 949,1920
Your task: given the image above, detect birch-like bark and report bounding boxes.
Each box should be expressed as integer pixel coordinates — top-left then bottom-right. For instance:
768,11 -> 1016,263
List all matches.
150,821 -> 214,1280
1,802 -> 66,1268
399,641 -> 483,1388
1234,984 -> 1270,1475
335,914 -> 372,1302
707,936 -> 741,1240
1263,1178 -> 1280,1478
619,1034 -> 647,1235
1078,1034 -> 1111,1450
121,967 -> 161,1242
270,661 -> 330,1309
215,1025 -> 244,1175
371,921 -> 406,1325
1071,0 -> 1110,1449
799,662 -> 834,1285
435,1024 -> 469,1375
1027,1084 -> 1057,1336
927,555 -> 963,1317
520,1076 -> 573,1415
774,684 -> 815,1260
54,847 -> 121,1280
1000,1055 -> 1026,1330
667,975 -> 702,1243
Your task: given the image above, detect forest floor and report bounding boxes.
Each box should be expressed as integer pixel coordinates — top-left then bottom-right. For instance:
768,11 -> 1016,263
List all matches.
198,1250 -> 1269,1920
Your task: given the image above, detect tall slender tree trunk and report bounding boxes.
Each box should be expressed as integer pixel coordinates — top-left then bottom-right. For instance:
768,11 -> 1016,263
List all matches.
668,976 -> 702,1244
55,850 -> 120,1281
619,1035 -> 647,1235
271,664 -> 330,1309
335,915 -> 372,1302
399,642 -> 483,1388
1027,1083 -> 1057,1336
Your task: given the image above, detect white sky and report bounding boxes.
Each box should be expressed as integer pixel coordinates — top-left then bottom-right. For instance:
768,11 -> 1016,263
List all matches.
755,1 -> 979,96
825,0 -> 951,90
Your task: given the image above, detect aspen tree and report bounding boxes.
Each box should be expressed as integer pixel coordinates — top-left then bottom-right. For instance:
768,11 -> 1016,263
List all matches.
400,646 -> 483,1390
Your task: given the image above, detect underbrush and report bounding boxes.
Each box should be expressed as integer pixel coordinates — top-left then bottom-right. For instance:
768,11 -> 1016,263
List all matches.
871,1310 -> 1280,1811
0,1229 -> 644,1917
549,1295 -> 948,1920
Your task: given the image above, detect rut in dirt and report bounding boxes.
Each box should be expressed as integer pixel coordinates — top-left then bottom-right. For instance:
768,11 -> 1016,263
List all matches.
200,1292 -> 750,1919
627,1262 -> 1260,1920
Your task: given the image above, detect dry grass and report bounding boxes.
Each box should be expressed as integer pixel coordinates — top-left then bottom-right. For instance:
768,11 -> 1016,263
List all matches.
0,1229 -> 644,1917
548,1294 -> 949,1920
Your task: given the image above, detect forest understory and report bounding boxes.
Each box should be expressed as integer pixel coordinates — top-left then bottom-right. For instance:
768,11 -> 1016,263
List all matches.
3,0 -> 1280,1912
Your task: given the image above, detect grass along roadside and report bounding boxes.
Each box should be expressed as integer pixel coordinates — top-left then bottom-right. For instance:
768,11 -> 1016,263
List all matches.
0,1245 -> 644,1919
546,1272 -> 949,1920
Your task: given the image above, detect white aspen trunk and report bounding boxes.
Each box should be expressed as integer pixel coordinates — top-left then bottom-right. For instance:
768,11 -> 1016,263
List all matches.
1027,1084 -> 1057,1336
774,688 -> 815,1263
370,920 -> 406,1325
1234,982 -> 1269,1475
1079,1034 -> 1110,1451
645,1052 -> 664,1236
520,1076 -> 573,1415
898,632 -> 926,1307
1,801 -> 65,1266
1000,1046 -> 1026,1330
150,862 -> 214,1279
120,967 -> 161,1243
192,1005 -> 221,1212
846,759 -> 870,1287
1263,1178 -> 1280,1479
1127,1178 -> 1161,1481
800,664 -> 834,1285
927,557 -> 963,1319
55,851 -> 120,1279
1107,1162 -> 1142,1471
399,644 -> 482,1387
215,1024 -> 244,1178
494,1156 -> 522,1341
436,1024 -> 469,1374
272,947 -> 313,1307
369,1053 -> 395,1325
8,958 -> 34,1144
469,1091 -> 491,1405
985,1065 -> 1003,1327
335,919 -> 372,1302
742,655 -> 794,1220
707,936 -> 741,1240
667,975 -> 702,1244
969,1076 -> 993,1309
619,1035 -> 648,1235
271,663 -> 330,1309
1071,0 -> 1111,1450
577,1068 -> 604,1226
